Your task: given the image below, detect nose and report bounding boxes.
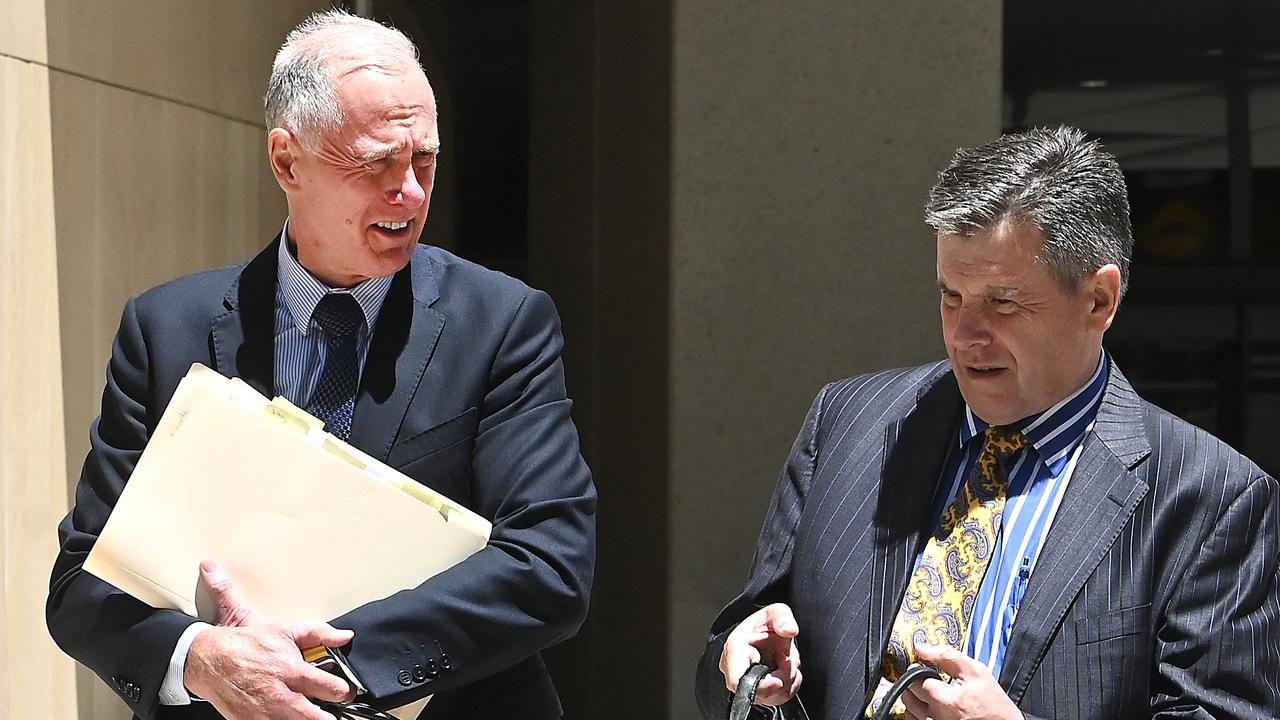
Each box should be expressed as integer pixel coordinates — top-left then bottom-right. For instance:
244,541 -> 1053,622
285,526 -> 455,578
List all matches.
949,305 -> 990,351
387,163 -> 426,209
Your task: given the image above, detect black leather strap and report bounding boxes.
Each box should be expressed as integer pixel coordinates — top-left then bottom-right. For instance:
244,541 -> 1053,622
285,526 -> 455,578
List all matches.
730,663 -> 811,720
729,664 -> 772,719
867,663 -> 944,720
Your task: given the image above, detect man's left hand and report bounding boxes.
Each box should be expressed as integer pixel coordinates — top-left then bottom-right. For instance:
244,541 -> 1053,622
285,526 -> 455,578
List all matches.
901,643 -> 1023,720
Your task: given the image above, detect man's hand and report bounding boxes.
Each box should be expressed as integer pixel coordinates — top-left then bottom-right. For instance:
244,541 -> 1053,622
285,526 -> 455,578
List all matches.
186,622 -> 357,719
187,558 -> 356,719
720,603 -> 802,706
901,643 -> 1022,720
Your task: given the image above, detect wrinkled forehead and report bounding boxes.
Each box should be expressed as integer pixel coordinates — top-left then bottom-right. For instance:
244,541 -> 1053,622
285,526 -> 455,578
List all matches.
335,61 -> 436,107
938,227 -> 1033,262
330,66 -> 437,137
324,33 -> 423,79
935,223 -> 1058,287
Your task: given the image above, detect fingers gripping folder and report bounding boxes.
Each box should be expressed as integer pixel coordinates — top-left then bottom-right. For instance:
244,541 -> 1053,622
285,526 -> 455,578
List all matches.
729,663 -> 941,720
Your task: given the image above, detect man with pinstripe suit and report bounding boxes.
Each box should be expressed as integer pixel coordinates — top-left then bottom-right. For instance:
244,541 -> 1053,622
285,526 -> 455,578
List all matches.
696,126 -> 1280,719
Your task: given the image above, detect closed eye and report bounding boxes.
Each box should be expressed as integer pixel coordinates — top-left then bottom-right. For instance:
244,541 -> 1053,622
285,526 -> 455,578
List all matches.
991,297 -> 1020,313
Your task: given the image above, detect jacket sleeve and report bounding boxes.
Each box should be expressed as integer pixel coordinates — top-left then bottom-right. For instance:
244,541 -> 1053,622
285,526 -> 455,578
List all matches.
46,297 -> 201,720
1149,472 -> 1280,719
694,384 -> 830,720
334,288 -> 598,705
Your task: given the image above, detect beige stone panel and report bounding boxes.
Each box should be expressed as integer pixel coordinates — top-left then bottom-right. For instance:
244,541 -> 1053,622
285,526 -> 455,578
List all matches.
667,2 -> 1002,714
0,0 -> 47,63
44,0 -> 330,125
0,55 -> 78,720
49,68 -> 285,497
49,66 -> 286,718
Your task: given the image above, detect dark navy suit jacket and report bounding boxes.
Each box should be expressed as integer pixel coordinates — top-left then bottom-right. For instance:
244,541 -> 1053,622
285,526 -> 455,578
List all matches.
48,238 -> 597,720
696,361 -> 1280,719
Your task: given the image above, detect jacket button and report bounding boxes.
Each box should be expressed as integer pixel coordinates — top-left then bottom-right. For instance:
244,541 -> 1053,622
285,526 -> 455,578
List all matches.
397,669 -> 413,686
411,665 -> 427,682
439,653 -> 452,671
426,659 -> 439,677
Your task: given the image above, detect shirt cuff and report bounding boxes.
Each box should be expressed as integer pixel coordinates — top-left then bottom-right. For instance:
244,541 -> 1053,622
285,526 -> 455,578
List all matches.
158,621 -> 212,705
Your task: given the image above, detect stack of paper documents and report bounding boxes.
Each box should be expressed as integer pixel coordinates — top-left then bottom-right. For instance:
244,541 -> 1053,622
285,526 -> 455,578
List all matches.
85,362 -> 491,626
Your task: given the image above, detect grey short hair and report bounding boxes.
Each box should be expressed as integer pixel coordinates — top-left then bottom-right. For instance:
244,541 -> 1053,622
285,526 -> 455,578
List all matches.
925,126 -> 1133,297
264,9 -> 422,148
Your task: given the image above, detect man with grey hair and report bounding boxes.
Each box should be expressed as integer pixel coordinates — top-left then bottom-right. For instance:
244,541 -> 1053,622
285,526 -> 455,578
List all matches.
696,126 -> 1279,719
48,10 -> 595,720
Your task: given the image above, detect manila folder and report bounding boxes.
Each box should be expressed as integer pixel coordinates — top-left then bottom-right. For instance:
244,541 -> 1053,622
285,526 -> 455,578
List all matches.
84,362 -> 491,628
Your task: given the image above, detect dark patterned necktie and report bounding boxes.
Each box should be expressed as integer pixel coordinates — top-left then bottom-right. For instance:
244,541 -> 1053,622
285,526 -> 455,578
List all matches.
867,426 -> 1027,719
305,293 -> 364,441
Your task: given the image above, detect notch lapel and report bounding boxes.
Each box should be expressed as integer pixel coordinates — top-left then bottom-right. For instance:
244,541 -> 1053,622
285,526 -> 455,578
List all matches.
347,247 -> 444,462
210,238 -> 279,397
998,362 -> 1152,702
865,371 -> 963,689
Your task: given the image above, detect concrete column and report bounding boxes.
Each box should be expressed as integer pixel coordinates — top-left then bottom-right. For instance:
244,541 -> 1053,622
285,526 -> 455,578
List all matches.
530,3 -> 1001,718
1,2 -> 328,717
0,1 -> 78,717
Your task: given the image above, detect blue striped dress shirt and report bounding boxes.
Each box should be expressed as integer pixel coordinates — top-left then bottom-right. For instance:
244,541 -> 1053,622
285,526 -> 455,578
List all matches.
928,354 -> 1109,676
273,221 -> 394,405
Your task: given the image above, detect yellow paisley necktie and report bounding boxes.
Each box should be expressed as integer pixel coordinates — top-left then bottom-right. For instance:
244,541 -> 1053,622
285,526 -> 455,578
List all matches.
866,426 -> 1026,718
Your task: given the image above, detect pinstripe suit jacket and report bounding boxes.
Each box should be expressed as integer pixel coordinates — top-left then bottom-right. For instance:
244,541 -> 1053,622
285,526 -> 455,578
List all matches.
696,360 -> 1280,719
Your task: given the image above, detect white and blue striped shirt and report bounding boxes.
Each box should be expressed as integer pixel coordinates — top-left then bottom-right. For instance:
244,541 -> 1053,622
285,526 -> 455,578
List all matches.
929,354 -> 1109,676
273,220 -> 394,405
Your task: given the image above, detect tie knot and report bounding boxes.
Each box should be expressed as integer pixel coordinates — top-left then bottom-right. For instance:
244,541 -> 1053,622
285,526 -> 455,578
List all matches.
312,293 -> 364,337
983,426 -> 1026,458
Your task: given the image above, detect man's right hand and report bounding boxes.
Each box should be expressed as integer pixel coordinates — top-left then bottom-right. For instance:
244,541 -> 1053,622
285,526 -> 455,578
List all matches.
185,621 -> 356,720
720,603 -> 803,706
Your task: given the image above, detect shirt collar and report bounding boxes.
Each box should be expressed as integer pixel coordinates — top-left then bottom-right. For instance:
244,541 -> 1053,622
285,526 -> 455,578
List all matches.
276,218 -> 395,334
959,353 -> 1109,472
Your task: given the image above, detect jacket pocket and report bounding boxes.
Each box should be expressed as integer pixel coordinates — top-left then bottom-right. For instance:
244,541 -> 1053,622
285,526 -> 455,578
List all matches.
388,406 -> 479,467
1073,604 -> 1153,717
1075,603 -> 1151,644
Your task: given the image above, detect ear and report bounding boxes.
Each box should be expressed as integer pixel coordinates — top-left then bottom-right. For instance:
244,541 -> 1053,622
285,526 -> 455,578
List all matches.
267,128 -> 303,191
1085,264 -> 1122,333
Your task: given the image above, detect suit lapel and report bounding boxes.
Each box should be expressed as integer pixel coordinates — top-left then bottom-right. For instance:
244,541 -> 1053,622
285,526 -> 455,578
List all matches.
347,247 -> 445,462
999,361 -> 1152,701
865,371 -> 963,689
210,237 -> 279,397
